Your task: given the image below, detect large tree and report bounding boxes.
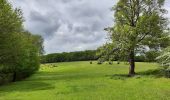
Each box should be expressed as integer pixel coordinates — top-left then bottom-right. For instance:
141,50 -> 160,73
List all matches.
0,0 -> 44,82
105,0 -> 169,76
0,0 -> 23,67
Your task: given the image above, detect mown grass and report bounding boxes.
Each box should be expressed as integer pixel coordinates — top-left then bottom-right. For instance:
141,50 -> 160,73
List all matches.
0,61 -> 170,100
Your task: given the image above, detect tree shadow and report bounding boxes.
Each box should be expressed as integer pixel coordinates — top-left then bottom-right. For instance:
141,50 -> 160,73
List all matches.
29,71 -> 103,82
106,74 -> 129,80
107,68 -> 166,80
0,81 -> 55,93
0,71 -> 103,94
137,68 -> 165,78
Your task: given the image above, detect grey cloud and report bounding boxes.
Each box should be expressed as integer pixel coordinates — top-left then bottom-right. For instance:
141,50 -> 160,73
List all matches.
28,10 -> 62,37
8,0 -> 118,53
29,11 -> 48,23
10,0 -> 169,54
61,0 -> 82,4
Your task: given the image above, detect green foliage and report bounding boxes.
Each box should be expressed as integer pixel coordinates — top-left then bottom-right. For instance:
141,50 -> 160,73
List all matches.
41,50 -> 97,63
0,0 -> 43,84
107,0 -> 169,59
145,51 -> 160,62
96,44 -> 161,63
135,55 -> 146,62
101,0 -> 170,75
156,47 -> 170,69
96,43 -> 118,61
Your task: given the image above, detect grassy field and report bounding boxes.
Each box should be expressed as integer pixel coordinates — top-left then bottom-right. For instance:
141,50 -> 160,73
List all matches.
0,61 -> 170,100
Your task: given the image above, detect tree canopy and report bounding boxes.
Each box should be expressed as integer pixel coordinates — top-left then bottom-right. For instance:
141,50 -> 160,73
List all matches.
0,0 -> 43,84
41,50 -> 97,63
102,0 -> 170,76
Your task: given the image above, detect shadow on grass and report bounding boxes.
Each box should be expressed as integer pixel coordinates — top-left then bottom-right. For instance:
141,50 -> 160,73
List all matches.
107,69 -> 165,80
28,72 -> 103,82
137,69 -> 165,78
0,81 -> 55,92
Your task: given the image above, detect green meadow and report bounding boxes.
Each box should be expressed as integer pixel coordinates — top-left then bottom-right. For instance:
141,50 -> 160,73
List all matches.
0,61 -> 170,100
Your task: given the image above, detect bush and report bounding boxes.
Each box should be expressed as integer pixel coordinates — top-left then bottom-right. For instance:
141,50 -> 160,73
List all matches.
135,55 -> 145,62
90,61 -> 93,64
97,62 -> 103,65
165,69 -> 170,78
109,62 -> 113,65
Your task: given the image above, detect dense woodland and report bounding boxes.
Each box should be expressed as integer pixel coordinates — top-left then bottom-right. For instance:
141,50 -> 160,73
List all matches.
0,0 -> 43,85
41,50 -> 159,63
41,50 -> 98,63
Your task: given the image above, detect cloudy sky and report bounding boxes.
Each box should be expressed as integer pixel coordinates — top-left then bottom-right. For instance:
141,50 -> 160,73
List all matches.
9,0 -> 170,54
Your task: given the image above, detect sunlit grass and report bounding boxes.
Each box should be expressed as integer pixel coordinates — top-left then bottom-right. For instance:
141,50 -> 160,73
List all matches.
0,61 -> 170,100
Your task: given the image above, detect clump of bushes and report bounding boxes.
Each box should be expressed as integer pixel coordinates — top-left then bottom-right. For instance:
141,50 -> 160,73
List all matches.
165,68 -> 170,78
108,61 -> 113,65
97,62 -> 103,65
53,65 -> 58,67
97,58 -> 105,65
90,61 -> 93,64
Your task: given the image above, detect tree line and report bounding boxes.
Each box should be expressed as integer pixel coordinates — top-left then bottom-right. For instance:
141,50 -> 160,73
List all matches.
41,49 -> 159,64
41,50 -> 98,63
0,0 -> 43,85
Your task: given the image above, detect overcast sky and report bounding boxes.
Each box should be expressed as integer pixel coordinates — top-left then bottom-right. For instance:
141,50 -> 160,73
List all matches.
9,0 -> 170,54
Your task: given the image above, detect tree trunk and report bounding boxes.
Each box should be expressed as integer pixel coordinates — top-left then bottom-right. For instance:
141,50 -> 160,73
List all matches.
129,50 -> 135,76
12,72 -> 17,82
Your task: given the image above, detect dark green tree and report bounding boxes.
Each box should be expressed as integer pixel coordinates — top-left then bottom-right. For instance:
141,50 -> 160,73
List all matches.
0,0 -> 23,70
0,0 -> 44,83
